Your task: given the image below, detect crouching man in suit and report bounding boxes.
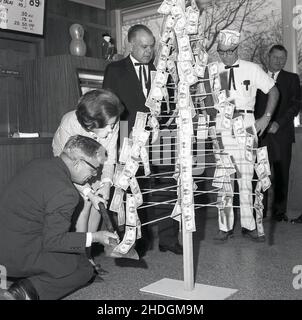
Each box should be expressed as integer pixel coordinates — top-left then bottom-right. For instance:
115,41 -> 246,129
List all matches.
0,135 -> 118,300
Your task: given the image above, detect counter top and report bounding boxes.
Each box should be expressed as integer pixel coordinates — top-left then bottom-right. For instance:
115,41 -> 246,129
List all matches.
0,137 -> 53,145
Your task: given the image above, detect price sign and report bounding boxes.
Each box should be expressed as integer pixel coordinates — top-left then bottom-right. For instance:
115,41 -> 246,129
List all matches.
0,0 -> 45,35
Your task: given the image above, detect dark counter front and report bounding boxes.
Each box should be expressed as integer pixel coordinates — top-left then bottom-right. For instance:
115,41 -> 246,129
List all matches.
0,137 -> 53,192
287,127 -> 302,215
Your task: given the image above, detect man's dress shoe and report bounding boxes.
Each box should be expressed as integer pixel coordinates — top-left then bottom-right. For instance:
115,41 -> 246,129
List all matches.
213,230 -> 233,241
242,228 -> 265,242
291,214 -> 302,224
159,243 -> 183,255
6,279 -> 39,300
273,214 -> 289,222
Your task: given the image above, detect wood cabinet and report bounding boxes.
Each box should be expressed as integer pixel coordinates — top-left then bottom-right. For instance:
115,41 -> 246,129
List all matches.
21,55 -> 109,135
0,138 -> 52,192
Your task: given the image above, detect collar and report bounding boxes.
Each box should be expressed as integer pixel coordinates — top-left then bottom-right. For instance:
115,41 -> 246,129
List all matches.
130,55 -> 149,67
225,59 -> 240,67
268,69 -> 281,79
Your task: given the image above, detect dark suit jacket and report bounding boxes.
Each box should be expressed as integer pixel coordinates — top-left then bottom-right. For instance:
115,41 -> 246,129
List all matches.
0,157 -> 87,279
255,69 -> 301,145
103,55 -> 156,131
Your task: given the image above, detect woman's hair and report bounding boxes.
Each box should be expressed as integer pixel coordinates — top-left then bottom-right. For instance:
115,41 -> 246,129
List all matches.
76,89 -> 124,131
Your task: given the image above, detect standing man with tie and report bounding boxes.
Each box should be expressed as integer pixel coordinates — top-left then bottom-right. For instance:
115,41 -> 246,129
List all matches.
214,29 -> 279,242
103,24 -> 155,135
103,24 -> 182,256
255,45 -> 301,222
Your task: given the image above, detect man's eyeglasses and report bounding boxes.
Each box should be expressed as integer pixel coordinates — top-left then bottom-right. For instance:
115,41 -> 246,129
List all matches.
217,46 -> 238,56
81,159 -> 102,173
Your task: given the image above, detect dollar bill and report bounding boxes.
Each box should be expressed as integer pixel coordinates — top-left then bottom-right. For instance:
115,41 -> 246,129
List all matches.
208,62 -> 219,78
116,172 -> 130,191
255,162 -> 270,180
233,116 -> 246,145
221,154 -> 236,175
109,187 -> 124,213
158,0 -> 172,15
185,5 -> 199,34
182,204 -> 196,232
197,114 -> 208,140
170,202 -> 181,222
257,147 -> 269,163
132,128 -> 150,147
208,126 -> 217,140
119,138 -> 132,164
124,158 -> 139,178
178,61 -> 198,85
156,55 -> 168,71
129,177 -> 143,207
261,176 -> 271,192
136,217 -> 142,239
255,208 -> 265,237
117,202 -> 125,226
113,226 -> 137,255
211,76 -> 221,92
134,112 -> 148,131
221,101 -> 234,129
140,146 -> 151,176
126,194 -> 138,226
167,58 -> 179,84
194,64 -> 206,78
113,164 -> 124,186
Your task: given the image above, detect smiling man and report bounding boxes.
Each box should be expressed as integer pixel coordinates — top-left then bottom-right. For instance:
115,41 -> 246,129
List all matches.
0,135 -> 118,300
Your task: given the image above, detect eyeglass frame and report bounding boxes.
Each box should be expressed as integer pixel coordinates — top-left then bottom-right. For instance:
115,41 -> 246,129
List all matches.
217,46 -> 239,56
81,158 -> 102,173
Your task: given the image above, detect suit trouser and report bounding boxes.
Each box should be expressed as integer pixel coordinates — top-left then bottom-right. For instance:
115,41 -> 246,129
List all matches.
218,114 -> 256,232
259,135 -> 292,216
29,254 -> 94,300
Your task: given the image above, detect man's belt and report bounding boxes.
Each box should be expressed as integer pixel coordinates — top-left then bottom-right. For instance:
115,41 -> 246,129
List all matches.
236,109 -> 253,114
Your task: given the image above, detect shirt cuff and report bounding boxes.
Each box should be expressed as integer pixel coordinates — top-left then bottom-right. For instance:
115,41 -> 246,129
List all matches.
86,232 -> 93,247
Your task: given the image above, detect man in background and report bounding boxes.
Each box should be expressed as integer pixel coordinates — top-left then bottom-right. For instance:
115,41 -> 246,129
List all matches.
255,45 -> 301,222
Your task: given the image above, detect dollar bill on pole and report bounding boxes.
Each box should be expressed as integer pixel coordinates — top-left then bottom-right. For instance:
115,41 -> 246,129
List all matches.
182,204 -> 196,232
261,176 -> 271,192
123,158 -> 140,178
117,202 -> 125,226
140,146 -> 151,176
119,138 -> 132,164
170,202 -> 181,222
113,226 -> 137,255
126,194 -> 138,227
197,114 -> 208,140
233,116 -> 246,145
134,112 -> 148,131
221,101 -> 235,130
109,187 -> 124,213
129,177 -> 143,207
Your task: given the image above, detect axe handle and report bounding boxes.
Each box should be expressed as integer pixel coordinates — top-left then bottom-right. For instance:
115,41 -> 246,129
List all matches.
98,202 -> 114,233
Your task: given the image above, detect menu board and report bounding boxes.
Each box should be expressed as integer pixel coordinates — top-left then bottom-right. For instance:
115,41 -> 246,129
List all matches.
0,0 -> 45,35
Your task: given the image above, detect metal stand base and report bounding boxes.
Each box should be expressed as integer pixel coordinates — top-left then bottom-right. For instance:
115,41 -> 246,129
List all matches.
140,278 -> 238,300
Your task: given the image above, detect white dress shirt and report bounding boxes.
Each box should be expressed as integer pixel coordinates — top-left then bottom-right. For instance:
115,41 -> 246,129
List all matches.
130,55 -> 149,97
